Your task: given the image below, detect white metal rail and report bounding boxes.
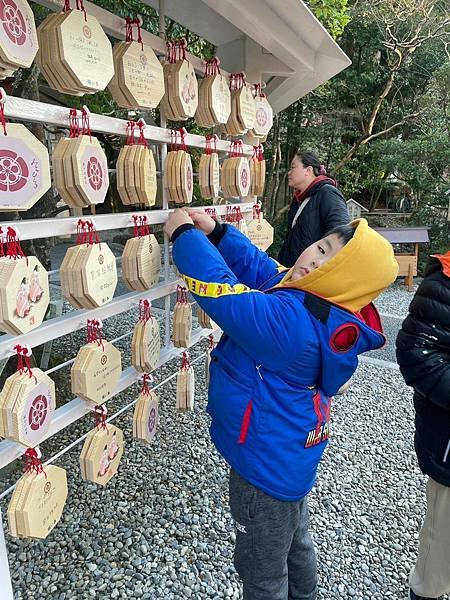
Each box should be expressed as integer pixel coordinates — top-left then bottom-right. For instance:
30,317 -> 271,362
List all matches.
0,202 -> 253,242
0,280 -> 178,360
3,96 -> 255,156
0,325 -> 217,470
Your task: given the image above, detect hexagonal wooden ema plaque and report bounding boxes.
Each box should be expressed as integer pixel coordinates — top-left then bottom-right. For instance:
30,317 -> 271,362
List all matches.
71,135 -> 110,206
82,243 -> 118,306
119,41 -> 165,108
7,465 -> 68,539
0,0 -> 39,69
0,255 -> 49,334
11,369 -> 56,447
0,124 -> 51,211
71,341 -> 122,405
56,10 -> 114,91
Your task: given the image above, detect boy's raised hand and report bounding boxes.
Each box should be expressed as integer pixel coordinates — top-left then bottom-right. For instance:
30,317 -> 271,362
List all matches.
186,209 -> 216,235
164,208 -> 194,239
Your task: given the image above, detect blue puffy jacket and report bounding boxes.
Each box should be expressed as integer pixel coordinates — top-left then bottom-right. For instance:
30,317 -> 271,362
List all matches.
172,224 -> 386,501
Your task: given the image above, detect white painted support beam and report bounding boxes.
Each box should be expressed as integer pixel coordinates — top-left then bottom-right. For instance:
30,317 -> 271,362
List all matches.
0,280 -> 180,360
0,202 -> 253,242
0,326 -> 215,469
2,96 -> 255,156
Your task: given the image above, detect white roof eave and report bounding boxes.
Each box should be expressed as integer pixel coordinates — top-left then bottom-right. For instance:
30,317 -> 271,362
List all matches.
143,0 -> 351,113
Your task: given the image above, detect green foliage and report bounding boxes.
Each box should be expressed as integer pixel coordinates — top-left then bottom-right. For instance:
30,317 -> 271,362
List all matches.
306,0 -> 351,38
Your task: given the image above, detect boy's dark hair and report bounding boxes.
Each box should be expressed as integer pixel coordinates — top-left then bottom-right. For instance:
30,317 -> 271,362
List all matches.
295,150 -> 327,177
326,223 -> 355,245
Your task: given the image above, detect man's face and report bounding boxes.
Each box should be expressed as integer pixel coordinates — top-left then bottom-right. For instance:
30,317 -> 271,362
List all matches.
287,156 -> 315,190
290,233 -> 345,280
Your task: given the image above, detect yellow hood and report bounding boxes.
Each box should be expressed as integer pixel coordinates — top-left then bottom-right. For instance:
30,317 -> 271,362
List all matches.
276,218 -> 399,312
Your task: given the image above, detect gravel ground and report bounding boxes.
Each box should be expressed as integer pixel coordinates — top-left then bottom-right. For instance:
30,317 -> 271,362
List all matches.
374,280 -> 417,317
2,282 -> 447,600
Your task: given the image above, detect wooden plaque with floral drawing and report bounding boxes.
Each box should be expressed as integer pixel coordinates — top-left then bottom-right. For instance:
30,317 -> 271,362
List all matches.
81,424 -> 124,486
0,252 -> 49,335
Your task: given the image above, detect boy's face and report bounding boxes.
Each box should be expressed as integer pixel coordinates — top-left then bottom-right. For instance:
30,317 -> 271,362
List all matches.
290,234 -> 345,280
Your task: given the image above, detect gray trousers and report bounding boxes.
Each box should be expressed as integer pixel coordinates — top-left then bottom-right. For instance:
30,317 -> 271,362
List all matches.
410,477 -> 450,598
229,469 -> 318,600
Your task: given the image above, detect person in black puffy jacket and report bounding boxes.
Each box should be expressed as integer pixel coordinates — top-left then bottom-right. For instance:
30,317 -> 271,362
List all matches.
396,251 -> 450,600
278,151 -> 349,267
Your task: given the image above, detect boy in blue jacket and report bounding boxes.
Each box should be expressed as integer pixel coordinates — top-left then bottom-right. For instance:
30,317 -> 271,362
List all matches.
164,208 -> 398,600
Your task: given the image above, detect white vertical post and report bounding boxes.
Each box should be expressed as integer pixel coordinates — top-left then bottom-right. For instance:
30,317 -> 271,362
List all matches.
159,0 -> 172,351
0,508 -> 14,600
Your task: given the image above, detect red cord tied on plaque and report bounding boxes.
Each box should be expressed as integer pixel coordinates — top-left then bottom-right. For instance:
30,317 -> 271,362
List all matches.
253,202 -> 262,222
226,206 -> 242,224
24,446 -> 46,476
87,318 -> 105,350
166,38 -> 187,64
229,72 -> 245,92
139,298 -> 152,322
205,207 -> 217,219
0,226 -> 4,258
14,344 -> 36,381
181,351 -> 191,370
177,351 -> 194,411
176,285 -> 188,304
140,372 -> 153,396
77,219 -> 101,246
136,118 -> 148,148
252,144 -> 264,162
126,120 -> 136,146
208,334 -> 215,351
5,226 -> 27,264
69,106 -> 91,140
92,404 -> 108,430
252,83 -> 265,99
229,139 -> 244,158
170,127 -> 188,153
125,16 -> 144,51
205,134 -> 218,155
64,0 -> 87,20
204,56 -> 221,77
132,214 -> 151,238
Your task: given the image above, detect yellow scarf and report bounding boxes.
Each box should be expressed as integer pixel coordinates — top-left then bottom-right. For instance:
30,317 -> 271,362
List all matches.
276,219 -> 399,312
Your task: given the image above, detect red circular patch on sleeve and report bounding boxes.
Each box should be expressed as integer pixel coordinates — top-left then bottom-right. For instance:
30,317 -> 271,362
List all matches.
330,323 -> 360,353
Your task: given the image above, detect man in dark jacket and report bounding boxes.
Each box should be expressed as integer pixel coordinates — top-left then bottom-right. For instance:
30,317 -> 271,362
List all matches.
278,150 -> 349,267
396,251 -> 450,600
